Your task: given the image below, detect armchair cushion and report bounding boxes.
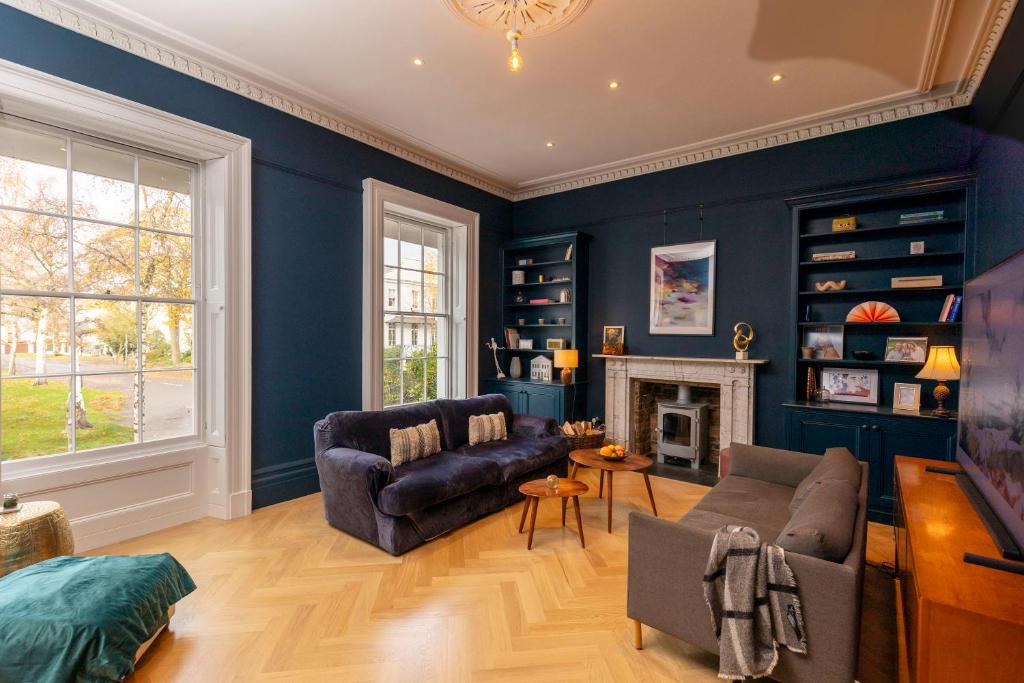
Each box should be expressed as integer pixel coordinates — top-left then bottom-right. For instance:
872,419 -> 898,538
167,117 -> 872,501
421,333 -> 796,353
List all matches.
789,447 -> 861,513
436,395 -> 513,450
777,478 -> 859,561
377,451 -> 501,517
457,434 -> 568,483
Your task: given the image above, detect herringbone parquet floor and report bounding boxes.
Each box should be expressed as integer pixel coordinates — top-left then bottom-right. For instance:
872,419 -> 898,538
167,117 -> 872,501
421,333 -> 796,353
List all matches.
93,469 -> 892,682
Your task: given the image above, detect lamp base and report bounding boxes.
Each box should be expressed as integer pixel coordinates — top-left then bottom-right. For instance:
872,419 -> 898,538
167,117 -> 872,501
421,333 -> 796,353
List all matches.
931,381 -> 951,417
560,367 -> 572,385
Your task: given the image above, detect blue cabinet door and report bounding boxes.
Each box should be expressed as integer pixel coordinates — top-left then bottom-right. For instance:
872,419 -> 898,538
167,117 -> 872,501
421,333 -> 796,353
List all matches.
872,417 -> 956,513
524,385 -> 561,423
484,380 -> 525,413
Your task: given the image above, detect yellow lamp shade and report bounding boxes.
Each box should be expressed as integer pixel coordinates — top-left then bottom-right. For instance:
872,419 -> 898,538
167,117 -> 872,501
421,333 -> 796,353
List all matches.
916,346 -> 961,381
553,349 -> 579,369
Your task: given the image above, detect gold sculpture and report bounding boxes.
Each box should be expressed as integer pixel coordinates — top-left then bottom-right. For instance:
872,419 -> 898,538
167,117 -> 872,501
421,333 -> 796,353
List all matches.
732,322 -> 754,360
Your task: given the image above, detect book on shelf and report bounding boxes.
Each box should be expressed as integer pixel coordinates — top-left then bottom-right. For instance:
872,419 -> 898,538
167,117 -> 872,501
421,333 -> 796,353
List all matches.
504,327 -> 520,349
898,210 -> 945,225
811,250 -> 856,262
528,298 -> 552,304
946,295 -> 962,322
939,293 -> 954,321
892,275 -> 942,288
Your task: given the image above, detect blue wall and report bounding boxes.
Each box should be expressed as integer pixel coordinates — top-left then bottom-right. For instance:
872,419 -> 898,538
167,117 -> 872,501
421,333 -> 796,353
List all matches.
513,113 -> 977,447
0,5 -> 514,507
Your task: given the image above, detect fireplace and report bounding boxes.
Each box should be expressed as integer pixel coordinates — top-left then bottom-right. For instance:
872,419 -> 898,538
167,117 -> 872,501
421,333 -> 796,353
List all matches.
656,385 -> 709,468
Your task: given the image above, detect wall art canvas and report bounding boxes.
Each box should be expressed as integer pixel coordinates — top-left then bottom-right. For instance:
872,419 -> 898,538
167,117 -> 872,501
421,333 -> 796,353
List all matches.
821,367 -> 879,405
602,326 -> 625,355
650,240 -> 716,335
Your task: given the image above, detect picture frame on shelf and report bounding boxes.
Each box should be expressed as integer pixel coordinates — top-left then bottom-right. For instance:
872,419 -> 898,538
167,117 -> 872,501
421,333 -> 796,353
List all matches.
821,367 -> 880,405
546,338 -> 566,350
884,336 -> 928,363
602,326 -> 625,355
802,324 -> 844,359
519,338 -> 533,350
650,240 -> 716,335
893,383 -> 922,412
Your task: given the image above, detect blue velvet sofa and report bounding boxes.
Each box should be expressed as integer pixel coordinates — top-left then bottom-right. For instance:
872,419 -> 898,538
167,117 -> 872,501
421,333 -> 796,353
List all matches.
314,394 -> 569,555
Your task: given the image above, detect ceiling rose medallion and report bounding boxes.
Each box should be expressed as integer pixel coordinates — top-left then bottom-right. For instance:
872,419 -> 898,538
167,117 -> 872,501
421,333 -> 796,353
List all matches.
444,0 -> 592,72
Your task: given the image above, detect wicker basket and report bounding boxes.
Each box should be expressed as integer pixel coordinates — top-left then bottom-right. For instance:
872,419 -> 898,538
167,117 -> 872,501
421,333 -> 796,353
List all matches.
563,430 -> 606,451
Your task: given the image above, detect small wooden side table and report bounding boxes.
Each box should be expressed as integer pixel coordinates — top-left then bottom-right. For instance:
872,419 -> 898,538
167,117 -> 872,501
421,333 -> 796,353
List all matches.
569,449 -> 657,533
518,478 -> 589,550
0,501 -> 74,577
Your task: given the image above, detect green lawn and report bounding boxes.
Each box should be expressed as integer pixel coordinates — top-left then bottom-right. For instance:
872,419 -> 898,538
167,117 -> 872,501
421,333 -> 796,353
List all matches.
1,379 -> 135,460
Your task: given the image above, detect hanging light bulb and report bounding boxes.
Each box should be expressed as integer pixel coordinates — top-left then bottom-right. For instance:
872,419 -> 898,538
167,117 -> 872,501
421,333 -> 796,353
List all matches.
507,30 -> 523,73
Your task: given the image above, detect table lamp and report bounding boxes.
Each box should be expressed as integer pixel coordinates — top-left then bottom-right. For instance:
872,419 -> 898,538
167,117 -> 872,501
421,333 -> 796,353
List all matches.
553,349 -> 578,385
915,345 -> 960,417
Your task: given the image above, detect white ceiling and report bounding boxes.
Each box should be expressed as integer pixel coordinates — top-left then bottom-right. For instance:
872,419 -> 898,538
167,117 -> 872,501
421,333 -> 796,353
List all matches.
20,0 -> 1011,199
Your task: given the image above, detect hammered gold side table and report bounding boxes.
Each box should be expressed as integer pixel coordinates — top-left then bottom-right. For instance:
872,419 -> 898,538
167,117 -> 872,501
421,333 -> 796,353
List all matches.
0,501 -> 74,578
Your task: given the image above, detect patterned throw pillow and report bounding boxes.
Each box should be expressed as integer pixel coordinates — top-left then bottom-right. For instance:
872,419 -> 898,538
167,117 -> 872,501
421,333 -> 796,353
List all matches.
389,419 -> 442,466
468,412 -> 508,446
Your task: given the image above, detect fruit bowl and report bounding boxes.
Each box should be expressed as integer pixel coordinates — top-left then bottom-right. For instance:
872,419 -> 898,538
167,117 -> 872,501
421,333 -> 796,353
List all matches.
598,444 -> 627,461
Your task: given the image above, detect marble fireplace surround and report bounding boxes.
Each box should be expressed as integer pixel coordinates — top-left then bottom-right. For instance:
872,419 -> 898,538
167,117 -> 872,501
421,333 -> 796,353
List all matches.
596,355 -> 769,456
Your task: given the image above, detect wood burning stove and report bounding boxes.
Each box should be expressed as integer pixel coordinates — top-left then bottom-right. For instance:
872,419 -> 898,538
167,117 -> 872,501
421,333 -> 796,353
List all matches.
655,385 -> 709,469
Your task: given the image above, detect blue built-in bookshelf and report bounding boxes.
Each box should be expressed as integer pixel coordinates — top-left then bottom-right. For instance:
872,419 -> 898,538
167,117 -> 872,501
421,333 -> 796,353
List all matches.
783,174 -> 974,522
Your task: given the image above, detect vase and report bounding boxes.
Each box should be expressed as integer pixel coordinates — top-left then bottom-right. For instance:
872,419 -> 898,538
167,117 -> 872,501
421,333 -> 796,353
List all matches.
509,356 -> 522,379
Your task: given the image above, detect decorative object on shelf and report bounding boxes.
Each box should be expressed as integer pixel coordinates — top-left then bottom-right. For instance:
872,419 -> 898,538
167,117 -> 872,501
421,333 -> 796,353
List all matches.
884,336 -> 928,363
898,209 -> 944,225
814,279 -> 847,291
517,258 -> 534,266
509,356 -> 523,379
815,387 -> 831,402
650,240 -> 716,335
800,346 -> 815,359
564,244 -> 573,261
915,346 -> 960,417
486,337 -> 506,378
732,321 -> 754,360
893,382 -> 922,412
804,324 -> 843,359
2,494 -> 17,511
805,367 -> 817,401
846,300 -> 900,323
811,250 -> 856,262
519,338 -> 533,350
553,349 -> 578,384
831,215 -> 857,232
517,317 -> 526,325
514,290 -> 525,303
602,325 -> 625,355
546,338 -> 566,350
910,240 -> 925,255
538,274 -> 546,283
504,327 -> 520,349
558,288 -> 571,303
557,317 -> 567,324
892,275 -> 942,288
852,350 -> 874,360
804,304 -> 813,322
545,474 -> 559,489
529,297 -> 552,304
537,318 -> 546,325
938,293 -> 962,322
821,367 -> 880,405
512,270 -> 525,285
530,354 -> 553,382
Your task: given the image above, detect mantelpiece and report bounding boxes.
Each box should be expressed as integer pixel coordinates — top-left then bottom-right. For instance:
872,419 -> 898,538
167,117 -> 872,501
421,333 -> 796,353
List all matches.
595,355 -> 768,457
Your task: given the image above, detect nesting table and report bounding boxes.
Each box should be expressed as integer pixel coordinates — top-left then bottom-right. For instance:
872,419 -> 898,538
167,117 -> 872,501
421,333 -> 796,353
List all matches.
569,449 -> 657,533
518,478 -> 589,550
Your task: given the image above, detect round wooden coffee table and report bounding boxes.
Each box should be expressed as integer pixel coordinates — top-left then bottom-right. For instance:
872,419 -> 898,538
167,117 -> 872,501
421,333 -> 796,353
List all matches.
569,449 -> 657,533
518,478 -> 589,550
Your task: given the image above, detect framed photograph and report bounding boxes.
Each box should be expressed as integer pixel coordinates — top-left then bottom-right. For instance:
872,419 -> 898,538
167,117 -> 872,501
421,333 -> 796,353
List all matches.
821,367 -> 880,405
803,324 -> 844,359
884,336 -> 928,363
650,240 -> 716,335
893,383 -> 922,412
518,338 -> 533,350
602,325 -> 625,355
546,338 -> 566,350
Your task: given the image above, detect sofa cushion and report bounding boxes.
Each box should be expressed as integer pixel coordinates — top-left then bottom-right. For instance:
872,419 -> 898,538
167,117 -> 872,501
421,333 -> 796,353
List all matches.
790,447 -> 861,513
693,475 -> 794,535
777,478 -> 859,561
457,434 -> 568,483
468,412 -> 508,446
679,508 -> 787,543
377,451 -> 501,517
389,419 -> 442,466
437,395 -> 513,450
315,402 -> 446,460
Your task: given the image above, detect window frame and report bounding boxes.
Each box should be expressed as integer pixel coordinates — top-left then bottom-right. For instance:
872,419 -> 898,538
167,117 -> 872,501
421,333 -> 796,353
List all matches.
0,118 -> 202,466
362,179 -> 478,410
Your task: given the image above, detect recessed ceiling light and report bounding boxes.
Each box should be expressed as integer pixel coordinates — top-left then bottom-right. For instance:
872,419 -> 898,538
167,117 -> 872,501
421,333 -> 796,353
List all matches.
770,72 -> 785,83
546,141 -> 555,148
609,80 -> 620,90
412,57 -> 424,66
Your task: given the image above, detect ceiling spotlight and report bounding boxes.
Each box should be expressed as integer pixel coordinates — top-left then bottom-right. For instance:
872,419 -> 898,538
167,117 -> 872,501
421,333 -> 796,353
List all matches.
770,73 -> 785,83
609,81 -> 620,90
412,58 -> 424,66
546,141 -> 555,148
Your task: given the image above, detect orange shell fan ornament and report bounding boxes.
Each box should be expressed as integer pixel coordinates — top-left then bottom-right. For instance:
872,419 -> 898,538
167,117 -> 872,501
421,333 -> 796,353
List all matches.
846,301 -> 900,323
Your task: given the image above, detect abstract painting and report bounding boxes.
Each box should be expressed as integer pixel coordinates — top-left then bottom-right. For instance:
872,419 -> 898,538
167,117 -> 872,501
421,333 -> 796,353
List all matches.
650,240 -> 716,335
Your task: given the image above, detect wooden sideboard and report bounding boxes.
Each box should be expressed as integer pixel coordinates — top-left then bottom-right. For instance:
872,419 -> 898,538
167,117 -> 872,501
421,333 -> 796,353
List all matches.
894,456 -> 1024,683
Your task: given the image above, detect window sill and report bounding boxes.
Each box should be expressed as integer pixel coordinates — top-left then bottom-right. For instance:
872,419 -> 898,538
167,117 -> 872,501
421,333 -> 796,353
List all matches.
3,436 -> 207,481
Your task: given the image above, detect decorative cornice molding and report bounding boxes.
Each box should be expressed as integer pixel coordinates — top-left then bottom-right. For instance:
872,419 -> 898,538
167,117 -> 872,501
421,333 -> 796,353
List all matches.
4,0 -> 1016,203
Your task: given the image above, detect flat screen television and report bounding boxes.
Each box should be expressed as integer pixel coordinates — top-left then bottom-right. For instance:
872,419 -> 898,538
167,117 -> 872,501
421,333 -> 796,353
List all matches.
957,247 -> 1024,560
